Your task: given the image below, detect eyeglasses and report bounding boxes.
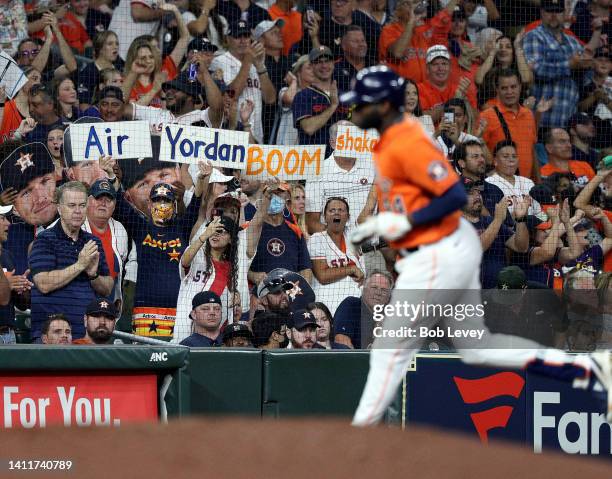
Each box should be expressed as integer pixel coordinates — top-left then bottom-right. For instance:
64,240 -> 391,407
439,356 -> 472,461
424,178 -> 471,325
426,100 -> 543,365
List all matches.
19,49 -> 39,58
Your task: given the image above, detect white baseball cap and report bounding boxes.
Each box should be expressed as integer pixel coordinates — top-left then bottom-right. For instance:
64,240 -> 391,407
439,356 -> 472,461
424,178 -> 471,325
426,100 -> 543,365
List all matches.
0,205 -> 13,215
252,19 -> 285,41
210,168 -> 235,184
426,45 -> 451,64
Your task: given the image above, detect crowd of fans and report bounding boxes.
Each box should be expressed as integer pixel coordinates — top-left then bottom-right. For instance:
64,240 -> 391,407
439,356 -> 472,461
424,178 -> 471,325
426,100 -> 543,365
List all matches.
0,0 -> 610,351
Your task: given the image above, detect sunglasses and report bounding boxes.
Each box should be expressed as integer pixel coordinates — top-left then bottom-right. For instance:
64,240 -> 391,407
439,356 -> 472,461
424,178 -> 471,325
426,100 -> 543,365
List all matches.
19,49 -> 39,58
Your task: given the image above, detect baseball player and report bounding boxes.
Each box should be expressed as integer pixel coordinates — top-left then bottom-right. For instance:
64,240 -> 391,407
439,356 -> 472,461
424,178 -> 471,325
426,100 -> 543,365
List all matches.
341,66 -> 612,426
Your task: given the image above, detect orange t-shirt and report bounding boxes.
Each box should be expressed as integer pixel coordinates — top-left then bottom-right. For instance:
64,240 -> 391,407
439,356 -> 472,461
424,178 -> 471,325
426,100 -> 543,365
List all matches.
378,10 -> 452,83
72,337 -> 93,345
59,11 -> 90,54
374,117 -> 460,249
90,223 -> 117,280
0,99 -> 24,143
480,101 -> 537,178
417,78 -> 477,112
540,160 -> 595,186
269,4 -> 303,57
129,56 -> 178,107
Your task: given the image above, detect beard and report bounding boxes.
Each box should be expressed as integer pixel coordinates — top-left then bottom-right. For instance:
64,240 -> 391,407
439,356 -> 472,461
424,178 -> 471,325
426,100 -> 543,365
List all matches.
90,327 -> 112,344
354,109 -> 383,130
168,95 -> 188,114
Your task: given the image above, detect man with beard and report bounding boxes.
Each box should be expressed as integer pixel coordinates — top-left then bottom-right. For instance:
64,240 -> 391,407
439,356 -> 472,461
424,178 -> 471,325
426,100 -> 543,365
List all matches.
453,140 -> 505,218
73,297 -> 118,345
287,308 -> 321,349
461,177 -> 529,288
180,291 -> 224,347
341,65 -> 612,426
255,271 -> 293,320
0,141 -> 58,275
63,117 -> 111,188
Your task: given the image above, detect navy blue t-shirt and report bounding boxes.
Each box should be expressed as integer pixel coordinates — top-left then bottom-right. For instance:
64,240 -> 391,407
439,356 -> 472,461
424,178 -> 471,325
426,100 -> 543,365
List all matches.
29,221 -> 109,339
511,248 -> 560,288
333,296 -> 362,348
180,332 -> 222,347
244,202 -> 257,222
113,193 -> 200,309
5,220 -> 36,275
571,145 -> 599,170
250,221 -> 311,274
472,216 -> 514,289
292,86 -> 347,148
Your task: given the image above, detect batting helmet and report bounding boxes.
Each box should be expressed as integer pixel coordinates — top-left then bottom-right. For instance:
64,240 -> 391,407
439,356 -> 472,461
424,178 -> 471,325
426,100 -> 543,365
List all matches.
339,65 -> 406,107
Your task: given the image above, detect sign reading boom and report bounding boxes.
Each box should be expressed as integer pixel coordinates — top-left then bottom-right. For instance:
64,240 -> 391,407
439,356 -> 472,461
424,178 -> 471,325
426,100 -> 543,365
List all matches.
160,123 -> 249,169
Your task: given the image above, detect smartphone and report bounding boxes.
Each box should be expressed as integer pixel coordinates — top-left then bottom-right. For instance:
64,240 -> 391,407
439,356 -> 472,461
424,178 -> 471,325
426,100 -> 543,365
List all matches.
305,6 -> 315,25
443,109 -> 455,124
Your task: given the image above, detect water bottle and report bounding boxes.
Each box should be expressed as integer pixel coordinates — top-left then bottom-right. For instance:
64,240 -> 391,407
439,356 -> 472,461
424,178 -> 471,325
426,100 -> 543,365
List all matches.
188,51 -> 199,83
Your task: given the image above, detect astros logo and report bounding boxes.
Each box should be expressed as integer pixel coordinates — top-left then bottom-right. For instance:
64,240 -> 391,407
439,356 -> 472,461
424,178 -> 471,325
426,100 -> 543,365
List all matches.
453,372 -> 525,444
267,238 -> 285,256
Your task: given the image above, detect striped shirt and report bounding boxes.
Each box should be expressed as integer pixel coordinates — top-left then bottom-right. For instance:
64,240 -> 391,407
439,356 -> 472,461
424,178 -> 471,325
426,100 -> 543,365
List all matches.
29,221 -> 109,339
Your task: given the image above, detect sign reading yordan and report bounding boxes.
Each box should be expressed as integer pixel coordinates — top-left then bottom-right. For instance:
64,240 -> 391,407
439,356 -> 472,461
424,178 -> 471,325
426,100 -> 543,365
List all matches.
160,123 -> 249,168
0,375 -> 158,428
69,120 -> 152,161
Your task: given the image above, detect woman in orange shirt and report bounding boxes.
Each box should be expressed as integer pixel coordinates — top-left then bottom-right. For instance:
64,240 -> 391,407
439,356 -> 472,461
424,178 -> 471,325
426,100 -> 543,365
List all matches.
0,67 -> 41,143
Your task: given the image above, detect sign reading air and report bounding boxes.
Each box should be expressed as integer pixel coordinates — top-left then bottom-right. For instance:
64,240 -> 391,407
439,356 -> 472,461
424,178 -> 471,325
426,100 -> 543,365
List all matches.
69,121 -> 152,160
0,375 -> 157,428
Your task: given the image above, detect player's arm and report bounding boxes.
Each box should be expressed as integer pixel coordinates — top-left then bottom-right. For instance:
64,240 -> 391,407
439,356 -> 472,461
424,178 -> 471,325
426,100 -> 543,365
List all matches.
409,181 -> 466,227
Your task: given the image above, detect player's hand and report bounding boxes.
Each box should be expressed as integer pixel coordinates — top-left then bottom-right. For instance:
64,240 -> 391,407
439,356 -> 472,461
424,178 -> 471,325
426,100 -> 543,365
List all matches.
493,198 -> 509,222
0,187 -> 18,206
350,212 -> 412,244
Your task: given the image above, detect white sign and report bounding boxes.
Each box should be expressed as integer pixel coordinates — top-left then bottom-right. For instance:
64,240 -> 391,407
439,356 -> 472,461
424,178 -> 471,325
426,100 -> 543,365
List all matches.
69,121 -> 152,161
159,123 -> 249,169
334,125 -> 379,160
245,145 -> 325,180
0,51 -> 27,99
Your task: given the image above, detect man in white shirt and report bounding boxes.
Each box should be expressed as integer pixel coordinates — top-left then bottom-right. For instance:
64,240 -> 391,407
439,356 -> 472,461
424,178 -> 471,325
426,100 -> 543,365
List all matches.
485,139 -> 541,216
109,0 -> 165,60
305,120 -> 376,234
210,20 -> 276,144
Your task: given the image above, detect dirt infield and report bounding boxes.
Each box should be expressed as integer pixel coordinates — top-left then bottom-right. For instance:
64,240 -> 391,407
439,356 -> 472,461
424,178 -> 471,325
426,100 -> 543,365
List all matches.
0,418 -> 609,478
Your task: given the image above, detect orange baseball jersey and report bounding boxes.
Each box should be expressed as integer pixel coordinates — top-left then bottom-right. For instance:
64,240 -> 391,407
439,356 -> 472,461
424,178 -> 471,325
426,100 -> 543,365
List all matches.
540,160 -> 595,186
373,117 -> 461,250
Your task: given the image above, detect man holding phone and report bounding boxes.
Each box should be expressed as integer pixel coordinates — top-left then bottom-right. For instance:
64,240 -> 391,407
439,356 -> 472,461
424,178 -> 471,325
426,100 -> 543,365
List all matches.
210,20 -> 277,144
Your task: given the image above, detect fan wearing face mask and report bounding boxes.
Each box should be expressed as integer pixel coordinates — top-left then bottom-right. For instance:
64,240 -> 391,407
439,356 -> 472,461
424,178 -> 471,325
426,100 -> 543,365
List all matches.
247,182 -> 313,287
308,197 -> 365,314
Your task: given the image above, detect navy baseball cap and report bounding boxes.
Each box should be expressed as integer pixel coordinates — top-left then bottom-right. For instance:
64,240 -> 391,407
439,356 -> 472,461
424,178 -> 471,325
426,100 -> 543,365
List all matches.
192,291 -> 222,309
309,45 -> 334,63
163,71 -> 203,98
188,36 -> 218,53
99,86 -> 124,103
89,178 -> 116,199
86,297 -> 118,318
150,182 -> 175,202
569,112 -> 593,129
222,322 -> 254,342
229,20 -> 251,38
289,309 -> 319,331
0,142 -> 55,193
